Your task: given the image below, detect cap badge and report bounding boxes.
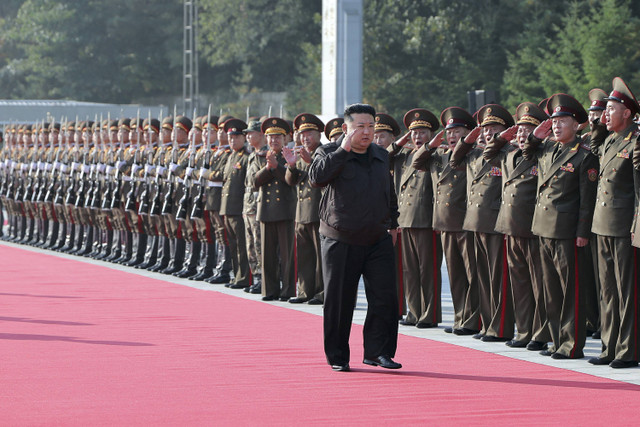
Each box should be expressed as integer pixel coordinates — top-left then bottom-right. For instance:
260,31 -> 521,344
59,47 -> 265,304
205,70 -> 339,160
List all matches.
555,106 -> 561,112
375,116 -> 380,122
272,119 -> 277,124
301,117 -> 306,121
487,108 -> 492,114
524,106 -> 530,112
414,113 -> 420,118
448,119 -> 454,124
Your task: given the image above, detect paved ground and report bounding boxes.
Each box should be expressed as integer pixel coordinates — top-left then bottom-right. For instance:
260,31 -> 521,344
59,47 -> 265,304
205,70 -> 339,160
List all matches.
4,239 -> 640,386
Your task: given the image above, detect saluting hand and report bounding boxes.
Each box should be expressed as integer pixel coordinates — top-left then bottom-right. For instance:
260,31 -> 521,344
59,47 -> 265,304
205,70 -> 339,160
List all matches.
463,126 -> 482,145
395,132 -> 411,147
499,125 -> 518,143
427,130 -> 445,149
533,119 -> 553,140
341,127 -> 360,152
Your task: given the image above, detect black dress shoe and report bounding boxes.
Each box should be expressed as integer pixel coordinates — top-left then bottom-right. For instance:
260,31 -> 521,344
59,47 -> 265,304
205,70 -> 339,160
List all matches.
331,364 -> 350,372
609,359 -> 639,369
245,285 -> 261,294
551,352 -> 570,360
288,297 -> 309,304
207,273 -> 231,284
588,357 -> 612,365
444,327 -> 453,334
279,297 -> 289,301
363,355 -> 402,369
416,322 -> 437,329
526,341 -> 548,351
399,319 -> 416,326
175,269 -> 197,278
539,349 -> 554,357
481,335 -> 510,343
261,295 -> 275,301
472,333 -> 485,340
307,298 -> 323,305
591,330 -> 601,339
454,328 -> 479,336
228,283 -> 249,289
506,339 -> 528,348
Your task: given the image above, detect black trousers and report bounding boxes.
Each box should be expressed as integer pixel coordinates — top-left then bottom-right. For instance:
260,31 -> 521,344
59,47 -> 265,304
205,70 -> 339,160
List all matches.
321,233 -> 399,366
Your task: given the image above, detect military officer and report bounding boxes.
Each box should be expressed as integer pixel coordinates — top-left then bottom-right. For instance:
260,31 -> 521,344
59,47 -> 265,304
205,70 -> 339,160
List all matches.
390,109 -> 443,328
451,104 -> 515,342
524,93 -> 598,359
413,107 -> 480,335
589,77 -> 640,368
483,102 -> 551,351
324,118 -> 344,143
283,113 -> 325,305
253,117 -> 297,301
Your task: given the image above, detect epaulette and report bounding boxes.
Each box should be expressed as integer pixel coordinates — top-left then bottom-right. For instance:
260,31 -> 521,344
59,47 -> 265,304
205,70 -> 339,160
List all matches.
580,142 -> 591,151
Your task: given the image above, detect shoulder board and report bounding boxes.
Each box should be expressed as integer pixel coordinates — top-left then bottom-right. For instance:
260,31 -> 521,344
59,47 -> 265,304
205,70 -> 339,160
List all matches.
580,142 -> 591,151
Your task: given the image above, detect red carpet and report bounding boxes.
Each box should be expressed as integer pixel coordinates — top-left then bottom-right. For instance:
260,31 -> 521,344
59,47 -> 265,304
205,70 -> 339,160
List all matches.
1,243 -> 639,425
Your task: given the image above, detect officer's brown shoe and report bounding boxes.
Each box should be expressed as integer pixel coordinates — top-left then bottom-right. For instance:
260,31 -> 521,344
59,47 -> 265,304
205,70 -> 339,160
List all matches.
609,359 -> 639,369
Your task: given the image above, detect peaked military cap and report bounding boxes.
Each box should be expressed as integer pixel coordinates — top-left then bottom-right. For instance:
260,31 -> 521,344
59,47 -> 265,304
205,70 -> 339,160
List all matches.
118,118 -> 131,131
403,108 -> 440,131
218,115 -> 234,128
224,118 -> 248,135
245,119 -> 262,133
129,118 -> 143,131
515,102 -> 548,126
605,77 -> 639,115
440,107 -> 476,130
261,117 -> 290,136
547,93 -> 588,124
374,113 -> 401,136
324,118 -> 344,140
174,115 -> 193,133
161,116 -> 173,131
588,88 -> 607,111
48,122 -> 61,132
477,104 -> 514,127
294,113 -> 325,133
143,118 -> 160,133
203,115 -> 220,131
538,98 -> 549,115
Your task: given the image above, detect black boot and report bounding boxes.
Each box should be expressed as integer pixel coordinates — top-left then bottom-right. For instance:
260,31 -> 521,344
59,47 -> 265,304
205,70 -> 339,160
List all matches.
137,235 -> 158,269
116,231 -> 133,264
61,223 -> 76,252
78,225 -> 94,256
162,238 -> 186,275
126,233 -> 148,267
149,237 -> 170,272
106,230 -> 122,262
175,240 -> 201,278
190,242 -> 216,281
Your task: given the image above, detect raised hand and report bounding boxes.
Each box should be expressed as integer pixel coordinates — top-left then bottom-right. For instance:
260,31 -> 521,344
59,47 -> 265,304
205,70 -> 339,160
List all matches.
499,125 -> 518,142
464,126 -> 482,145
282,146 -> 297,166
533,119 -> 553,140
299,146 -> 312,164
395,132 -> 411,147
266,149 -> 278,170
341,127 -> 360,152
427,130 -> 445,149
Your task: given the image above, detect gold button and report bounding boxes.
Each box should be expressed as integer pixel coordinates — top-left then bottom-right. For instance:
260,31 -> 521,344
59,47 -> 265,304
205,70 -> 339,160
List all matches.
521,175 -> 525,179
277,198 -> 280,201
453,175 -> 457,179
445,202 -> 449,207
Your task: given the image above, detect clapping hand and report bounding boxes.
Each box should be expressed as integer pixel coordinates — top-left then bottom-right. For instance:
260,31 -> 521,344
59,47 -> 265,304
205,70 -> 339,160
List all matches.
266,149 -> 277,170
282,146 -> 297,167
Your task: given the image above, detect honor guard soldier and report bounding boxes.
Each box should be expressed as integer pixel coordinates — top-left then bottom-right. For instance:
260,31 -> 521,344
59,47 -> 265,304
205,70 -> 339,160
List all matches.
242,119 -> 266,294
483,102 -> 551,351
451,104 -> 515,342
219,118 -> 252,288
283,113 -> 326,305
413,107 -> 480,335
373,113 -> 405,318
324,118 -> 344,143
590,77 -> 640,368
524,93 -> 598,359
148,116 -> 175,272
389,109 -> 443,328
161,115 -> 192,275
204,115 -> 234,284
188,114 -> 220,281
253,117 -> 297,301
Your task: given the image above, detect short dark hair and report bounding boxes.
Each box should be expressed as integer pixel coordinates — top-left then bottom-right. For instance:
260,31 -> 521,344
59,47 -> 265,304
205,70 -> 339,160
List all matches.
344,103 -> 376,123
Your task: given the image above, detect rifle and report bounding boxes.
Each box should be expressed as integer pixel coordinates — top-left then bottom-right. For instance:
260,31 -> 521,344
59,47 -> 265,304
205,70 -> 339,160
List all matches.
124,109 -> 141,214
137,110 -> 154,216
190,104 -> 212,219
161,106 -> 178,216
